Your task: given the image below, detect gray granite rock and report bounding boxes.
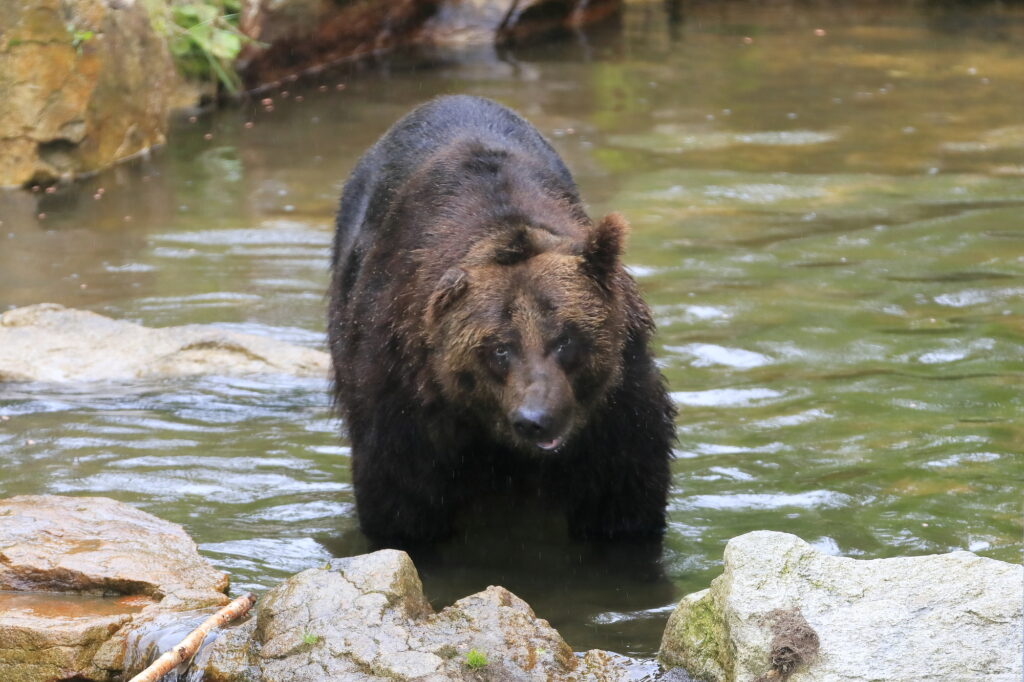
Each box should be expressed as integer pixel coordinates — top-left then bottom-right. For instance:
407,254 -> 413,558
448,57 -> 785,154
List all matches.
0,304 -> 329,382
659,531 -> 1023,682
201,549 -> 638,681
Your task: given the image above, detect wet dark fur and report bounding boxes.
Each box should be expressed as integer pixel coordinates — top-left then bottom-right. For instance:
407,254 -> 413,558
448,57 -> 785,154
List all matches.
329,95 -> 675,545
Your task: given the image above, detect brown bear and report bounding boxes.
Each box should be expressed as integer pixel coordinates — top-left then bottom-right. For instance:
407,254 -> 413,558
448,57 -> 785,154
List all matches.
328,95 -> 674,546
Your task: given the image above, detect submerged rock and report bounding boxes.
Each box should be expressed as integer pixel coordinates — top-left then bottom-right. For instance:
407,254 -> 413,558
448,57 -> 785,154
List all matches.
0,495 -> 230,681
658,531 -> 1023,682
0,0 -> 187,187
0,303 -> 329,382
238,0 -> 621,87
200,549 -> 640,681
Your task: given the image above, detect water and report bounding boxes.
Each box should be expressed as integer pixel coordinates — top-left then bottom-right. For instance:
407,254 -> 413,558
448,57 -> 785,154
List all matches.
1,0 -> 1022,658
0,591 -> 155,619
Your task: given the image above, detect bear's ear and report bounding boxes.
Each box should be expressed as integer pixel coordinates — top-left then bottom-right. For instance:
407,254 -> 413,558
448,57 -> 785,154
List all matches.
493,225 -> 537,266
427,267 -> 469,325
582,213 -> 629,287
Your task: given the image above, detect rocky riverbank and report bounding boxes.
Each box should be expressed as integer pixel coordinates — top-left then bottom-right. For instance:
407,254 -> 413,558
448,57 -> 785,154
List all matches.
0,0 -> 621,188
1,495 -> 1020,681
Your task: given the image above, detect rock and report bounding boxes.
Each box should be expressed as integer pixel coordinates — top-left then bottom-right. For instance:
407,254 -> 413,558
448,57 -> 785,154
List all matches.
0,303 -> 329,382
237,0 -> 621,87
237,0 -> 447,87
659,531 -> 1024,682
419,0 -> 622,48
201,549 -> 636,681
0,495 -> 229,603
0,495 -> 230,681
0,0 -> 185,187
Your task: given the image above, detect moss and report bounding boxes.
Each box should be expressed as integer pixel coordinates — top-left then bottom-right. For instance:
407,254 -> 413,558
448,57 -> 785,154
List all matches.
435,645 -> 458,660
463,649 -> 488,670
660,589 -> 732,682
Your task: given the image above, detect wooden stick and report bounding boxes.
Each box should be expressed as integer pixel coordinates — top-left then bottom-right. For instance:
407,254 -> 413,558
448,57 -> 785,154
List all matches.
128,592 -> 256,682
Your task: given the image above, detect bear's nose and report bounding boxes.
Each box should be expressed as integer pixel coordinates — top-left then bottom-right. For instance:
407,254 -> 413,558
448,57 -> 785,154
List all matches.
512,407 -> 556,442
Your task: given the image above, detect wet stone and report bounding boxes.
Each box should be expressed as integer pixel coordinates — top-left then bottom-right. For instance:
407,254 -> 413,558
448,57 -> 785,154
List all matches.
659,531 -> 1024,682
0,495 -> 230,681
0,304 -> 330,383
201,549 -> 641,681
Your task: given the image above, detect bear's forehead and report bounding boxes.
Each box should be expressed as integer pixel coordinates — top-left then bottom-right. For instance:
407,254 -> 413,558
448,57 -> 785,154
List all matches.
466,264 -> 606,334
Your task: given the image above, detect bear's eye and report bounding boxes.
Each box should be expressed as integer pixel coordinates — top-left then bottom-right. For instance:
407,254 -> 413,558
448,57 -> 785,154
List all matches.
480,342 -> 513,378
553,334 -> 581,369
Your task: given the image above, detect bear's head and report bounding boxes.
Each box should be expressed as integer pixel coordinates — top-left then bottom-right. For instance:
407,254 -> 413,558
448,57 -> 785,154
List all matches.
425,214 -> 631,453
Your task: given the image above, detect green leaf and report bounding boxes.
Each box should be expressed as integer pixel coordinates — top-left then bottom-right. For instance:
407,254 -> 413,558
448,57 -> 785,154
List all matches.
209,29 -> 241,59
172,3 -> 217,25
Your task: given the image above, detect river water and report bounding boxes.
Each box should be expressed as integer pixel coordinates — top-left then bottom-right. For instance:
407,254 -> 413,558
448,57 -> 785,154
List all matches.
1,0 -> 1021,658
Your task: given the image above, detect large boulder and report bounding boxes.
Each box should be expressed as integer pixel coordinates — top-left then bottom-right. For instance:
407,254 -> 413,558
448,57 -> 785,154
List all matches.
0,495 -> 230,681
0,0 -> 185,187
659,531 -> 1023,682
198,549 -> 640,681
0,303 -> 329,382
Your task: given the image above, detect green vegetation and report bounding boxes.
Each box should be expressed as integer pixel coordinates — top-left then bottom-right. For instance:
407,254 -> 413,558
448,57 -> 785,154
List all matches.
145,0 -> 250,92
463,649 -> 488,670
301,630 -> 319,645
69,28 -> 94,53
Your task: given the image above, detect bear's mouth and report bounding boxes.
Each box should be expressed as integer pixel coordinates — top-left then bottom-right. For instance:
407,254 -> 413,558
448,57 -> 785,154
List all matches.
535,436 -> 564,451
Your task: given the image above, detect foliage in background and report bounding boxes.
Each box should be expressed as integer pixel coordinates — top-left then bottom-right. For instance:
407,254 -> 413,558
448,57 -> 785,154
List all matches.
145,0 -> 249,93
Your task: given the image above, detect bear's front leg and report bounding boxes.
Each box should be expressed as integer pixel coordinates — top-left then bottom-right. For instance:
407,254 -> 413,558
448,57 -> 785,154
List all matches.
347,409 -> 461,546
352,456 -> 458,547
562,373 -> 675,542
564,454 -> 671,542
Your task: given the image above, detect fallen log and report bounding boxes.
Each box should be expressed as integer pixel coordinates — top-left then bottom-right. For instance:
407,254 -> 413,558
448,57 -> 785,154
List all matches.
128,592 -> 256,682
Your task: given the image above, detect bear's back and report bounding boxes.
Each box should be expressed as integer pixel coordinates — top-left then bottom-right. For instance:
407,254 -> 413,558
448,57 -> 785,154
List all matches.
332,96 -> 574,268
